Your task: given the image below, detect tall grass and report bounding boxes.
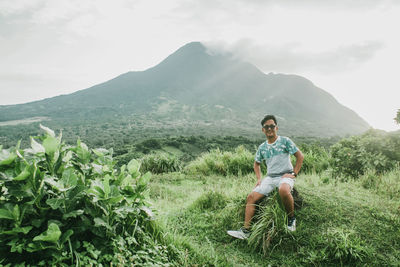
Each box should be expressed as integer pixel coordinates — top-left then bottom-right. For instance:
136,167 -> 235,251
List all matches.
298,144 -> 330,174
358,165 -> 400,199
184,146 -> 265,176
140,153 -> 182,174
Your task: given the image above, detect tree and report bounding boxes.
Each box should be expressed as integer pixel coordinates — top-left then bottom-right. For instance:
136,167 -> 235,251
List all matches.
395,109 -> 400,125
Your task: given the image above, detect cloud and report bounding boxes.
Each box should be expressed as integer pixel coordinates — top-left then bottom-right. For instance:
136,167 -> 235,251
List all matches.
0,0 -> 43,16
176,0 -> 399,13
205,40 -> 384,74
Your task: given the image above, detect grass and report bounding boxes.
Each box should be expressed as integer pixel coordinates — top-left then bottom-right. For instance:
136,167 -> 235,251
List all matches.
148,172 -> 400,266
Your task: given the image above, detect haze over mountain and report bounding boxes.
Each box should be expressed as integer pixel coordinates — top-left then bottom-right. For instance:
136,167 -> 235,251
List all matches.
0,42 -> 369,137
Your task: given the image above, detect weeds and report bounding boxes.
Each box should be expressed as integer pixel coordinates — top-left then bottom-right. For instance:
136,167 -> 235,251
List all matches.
184,146 -> 259,176
248,191 -> 289,255
140,153 -> 182,174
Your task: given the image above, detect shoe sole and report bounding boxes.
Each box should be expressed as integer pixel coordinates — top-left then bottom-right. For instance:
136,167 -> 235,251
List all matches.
227,230 -> 248,240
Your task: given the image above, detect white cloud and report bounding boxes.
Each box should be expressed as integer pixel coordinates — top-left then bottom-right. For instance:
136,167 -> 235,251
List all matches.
205,39 -> 384,74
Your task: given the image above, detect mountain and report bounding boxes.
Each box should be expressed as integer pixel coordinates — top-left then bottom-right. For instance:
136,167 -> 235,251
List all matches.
0,42 -> 370,137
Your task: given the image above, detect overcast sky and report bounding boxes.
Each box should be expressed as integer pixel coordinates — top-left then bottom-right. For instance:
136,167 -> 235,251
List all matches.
1,0 -> 399,131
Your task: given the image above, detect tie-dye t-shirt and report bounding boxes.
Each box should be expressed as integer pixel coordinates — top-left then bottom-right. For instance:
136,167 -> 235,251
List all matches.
254,136 -> 298,177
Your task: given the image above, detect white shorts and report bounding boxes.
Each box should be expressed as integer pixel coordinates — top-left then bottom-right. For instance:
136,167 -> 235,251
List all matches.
252,176 -> 295,196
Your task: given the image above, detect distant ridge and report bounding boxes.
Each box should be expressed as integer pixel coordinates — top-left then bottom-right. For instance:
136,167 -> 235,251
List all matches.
0,41 -> 370,137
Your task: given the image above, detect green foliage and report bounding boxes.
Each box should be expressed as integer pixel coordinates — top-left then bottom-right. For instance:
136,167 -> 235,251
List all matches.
0,126 -> 174,266
359,167 -> 400,199
301,228 -> 372,265
299,143 -> 330,174
140,153 -> 182,174
184,146 -> 260,176
330,130 -> 399,179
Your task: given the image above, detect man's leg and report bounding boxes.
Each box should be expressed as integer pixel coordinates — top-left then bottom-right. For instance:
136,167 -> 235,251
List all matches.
244,191 -> 265,229
278,183 -> 294,217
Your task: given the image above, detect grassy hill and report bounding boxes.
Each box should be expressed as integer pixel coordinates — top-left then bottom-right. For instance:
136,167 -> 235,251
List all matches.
148,171 -> 400,266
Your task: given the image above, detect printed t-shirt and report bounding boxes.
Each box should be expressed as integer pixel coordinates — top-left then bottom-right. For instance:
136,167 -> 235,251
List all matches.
254,136 -> 298,177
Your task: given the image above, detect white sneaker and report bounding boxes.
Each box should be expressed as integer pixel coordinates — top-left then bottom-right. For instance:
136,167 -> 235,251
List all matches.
287,217 -> 296,232
227,227 -> 251,240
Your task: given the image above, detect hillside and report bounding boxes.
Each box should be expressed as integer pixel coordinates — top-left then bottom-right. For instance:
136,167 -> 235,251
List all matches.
0,42 -> 370,137
149,171 -> 400,266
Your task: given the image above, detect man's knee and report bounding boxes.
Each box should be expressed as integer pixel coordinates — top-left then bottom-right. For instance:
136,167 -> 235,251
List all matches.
246,192 -> 263,204
279,184 -> 292,197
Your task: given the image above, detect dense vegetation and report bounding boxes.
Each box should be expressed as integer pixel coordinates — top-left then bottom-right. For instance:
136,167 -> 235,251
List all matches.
0,126 -> 176,266
1,124 -> 399,266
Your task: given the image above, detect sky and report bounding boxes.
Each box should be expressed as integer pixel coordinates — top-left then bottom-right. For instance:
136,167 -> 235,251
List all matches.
0,0 -> 399,131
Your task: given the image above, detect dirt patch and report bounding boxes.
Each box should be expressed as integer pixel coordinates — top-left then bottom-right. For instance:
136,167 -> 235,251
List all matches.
0,117 -> 50,126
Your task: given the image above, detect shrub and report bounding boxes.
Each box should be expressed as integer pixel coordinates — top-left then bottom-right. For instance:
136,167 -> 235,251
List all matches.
298,143 -> 330,174
0,125 -> 173,266
330,131 -> 398,179
140,153 -> 182,174
184,146 -> 259,176
359,166 -> 400,199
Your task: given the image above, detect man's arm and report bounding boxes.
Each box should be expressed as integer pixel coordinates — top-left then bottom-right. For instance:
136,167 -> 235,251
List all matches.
292,150 -> 304,177
254,161 -> 262,186
282,150 -> 304,178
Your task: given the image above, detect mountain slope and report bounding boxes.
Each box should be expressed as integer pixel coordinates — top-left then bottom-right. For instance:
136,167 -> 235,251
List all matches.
0,42 -> 370,137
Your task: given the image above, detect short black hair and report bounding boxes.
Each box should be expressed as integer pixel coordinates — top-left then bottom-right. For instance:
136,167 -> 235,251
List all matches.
261,115 -> 277,126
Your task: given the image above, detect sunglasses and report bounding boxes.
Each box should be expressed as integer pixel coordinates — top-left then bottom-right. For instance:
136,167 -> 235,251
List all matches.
263,124 -> 276,130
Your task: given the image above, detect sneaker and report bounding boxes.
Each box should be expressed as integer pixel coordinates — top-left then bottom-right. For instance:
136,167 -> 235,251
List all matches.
287,217 -> 296,232
227,227 -> 251,240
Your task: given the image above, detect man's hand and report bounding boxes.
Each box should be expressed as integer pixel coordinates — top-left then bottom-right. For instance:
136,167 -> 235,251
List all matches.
254,179 -> 261,188
282,173 -> 296,179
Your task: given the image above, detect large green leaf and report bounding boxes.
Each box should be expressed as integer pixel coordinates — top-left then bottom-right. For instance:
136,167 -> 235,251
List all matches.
94,217 -> 112,231
138,171 -> 151,186
44,169 -> 77,192
46,198 -> 64,210
33,223 -> 61,243
127,159 -> 141,177
1,226 -> 33,235
0,152 -> 17,166
61,168 -> 78,189
0,208 -> 14,220
103,176 -> 110,198
14,169 -> 30,181
76,139 -> 91,164
42,136 -> 59,155
88,180 -> 106,201
40,124 -> 55,137
30,137 -> 45,154
62,210 -> 84,220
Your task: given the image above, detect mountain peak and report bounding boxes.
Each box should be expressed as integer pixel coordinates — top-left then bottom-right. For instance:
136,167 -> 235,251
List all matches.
177,41 -> 206,53
0,41 -> 370,137
156,42 -> 208,67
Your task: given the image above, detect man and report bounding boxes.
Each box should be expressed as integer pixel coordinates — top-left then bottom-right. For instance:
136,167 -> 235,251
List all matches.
227,115 -> 304,239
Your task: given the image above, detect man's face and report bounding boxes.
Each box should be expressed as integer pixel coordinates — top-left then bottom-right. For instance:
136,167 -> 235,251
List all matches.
262,119 -> 278,138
